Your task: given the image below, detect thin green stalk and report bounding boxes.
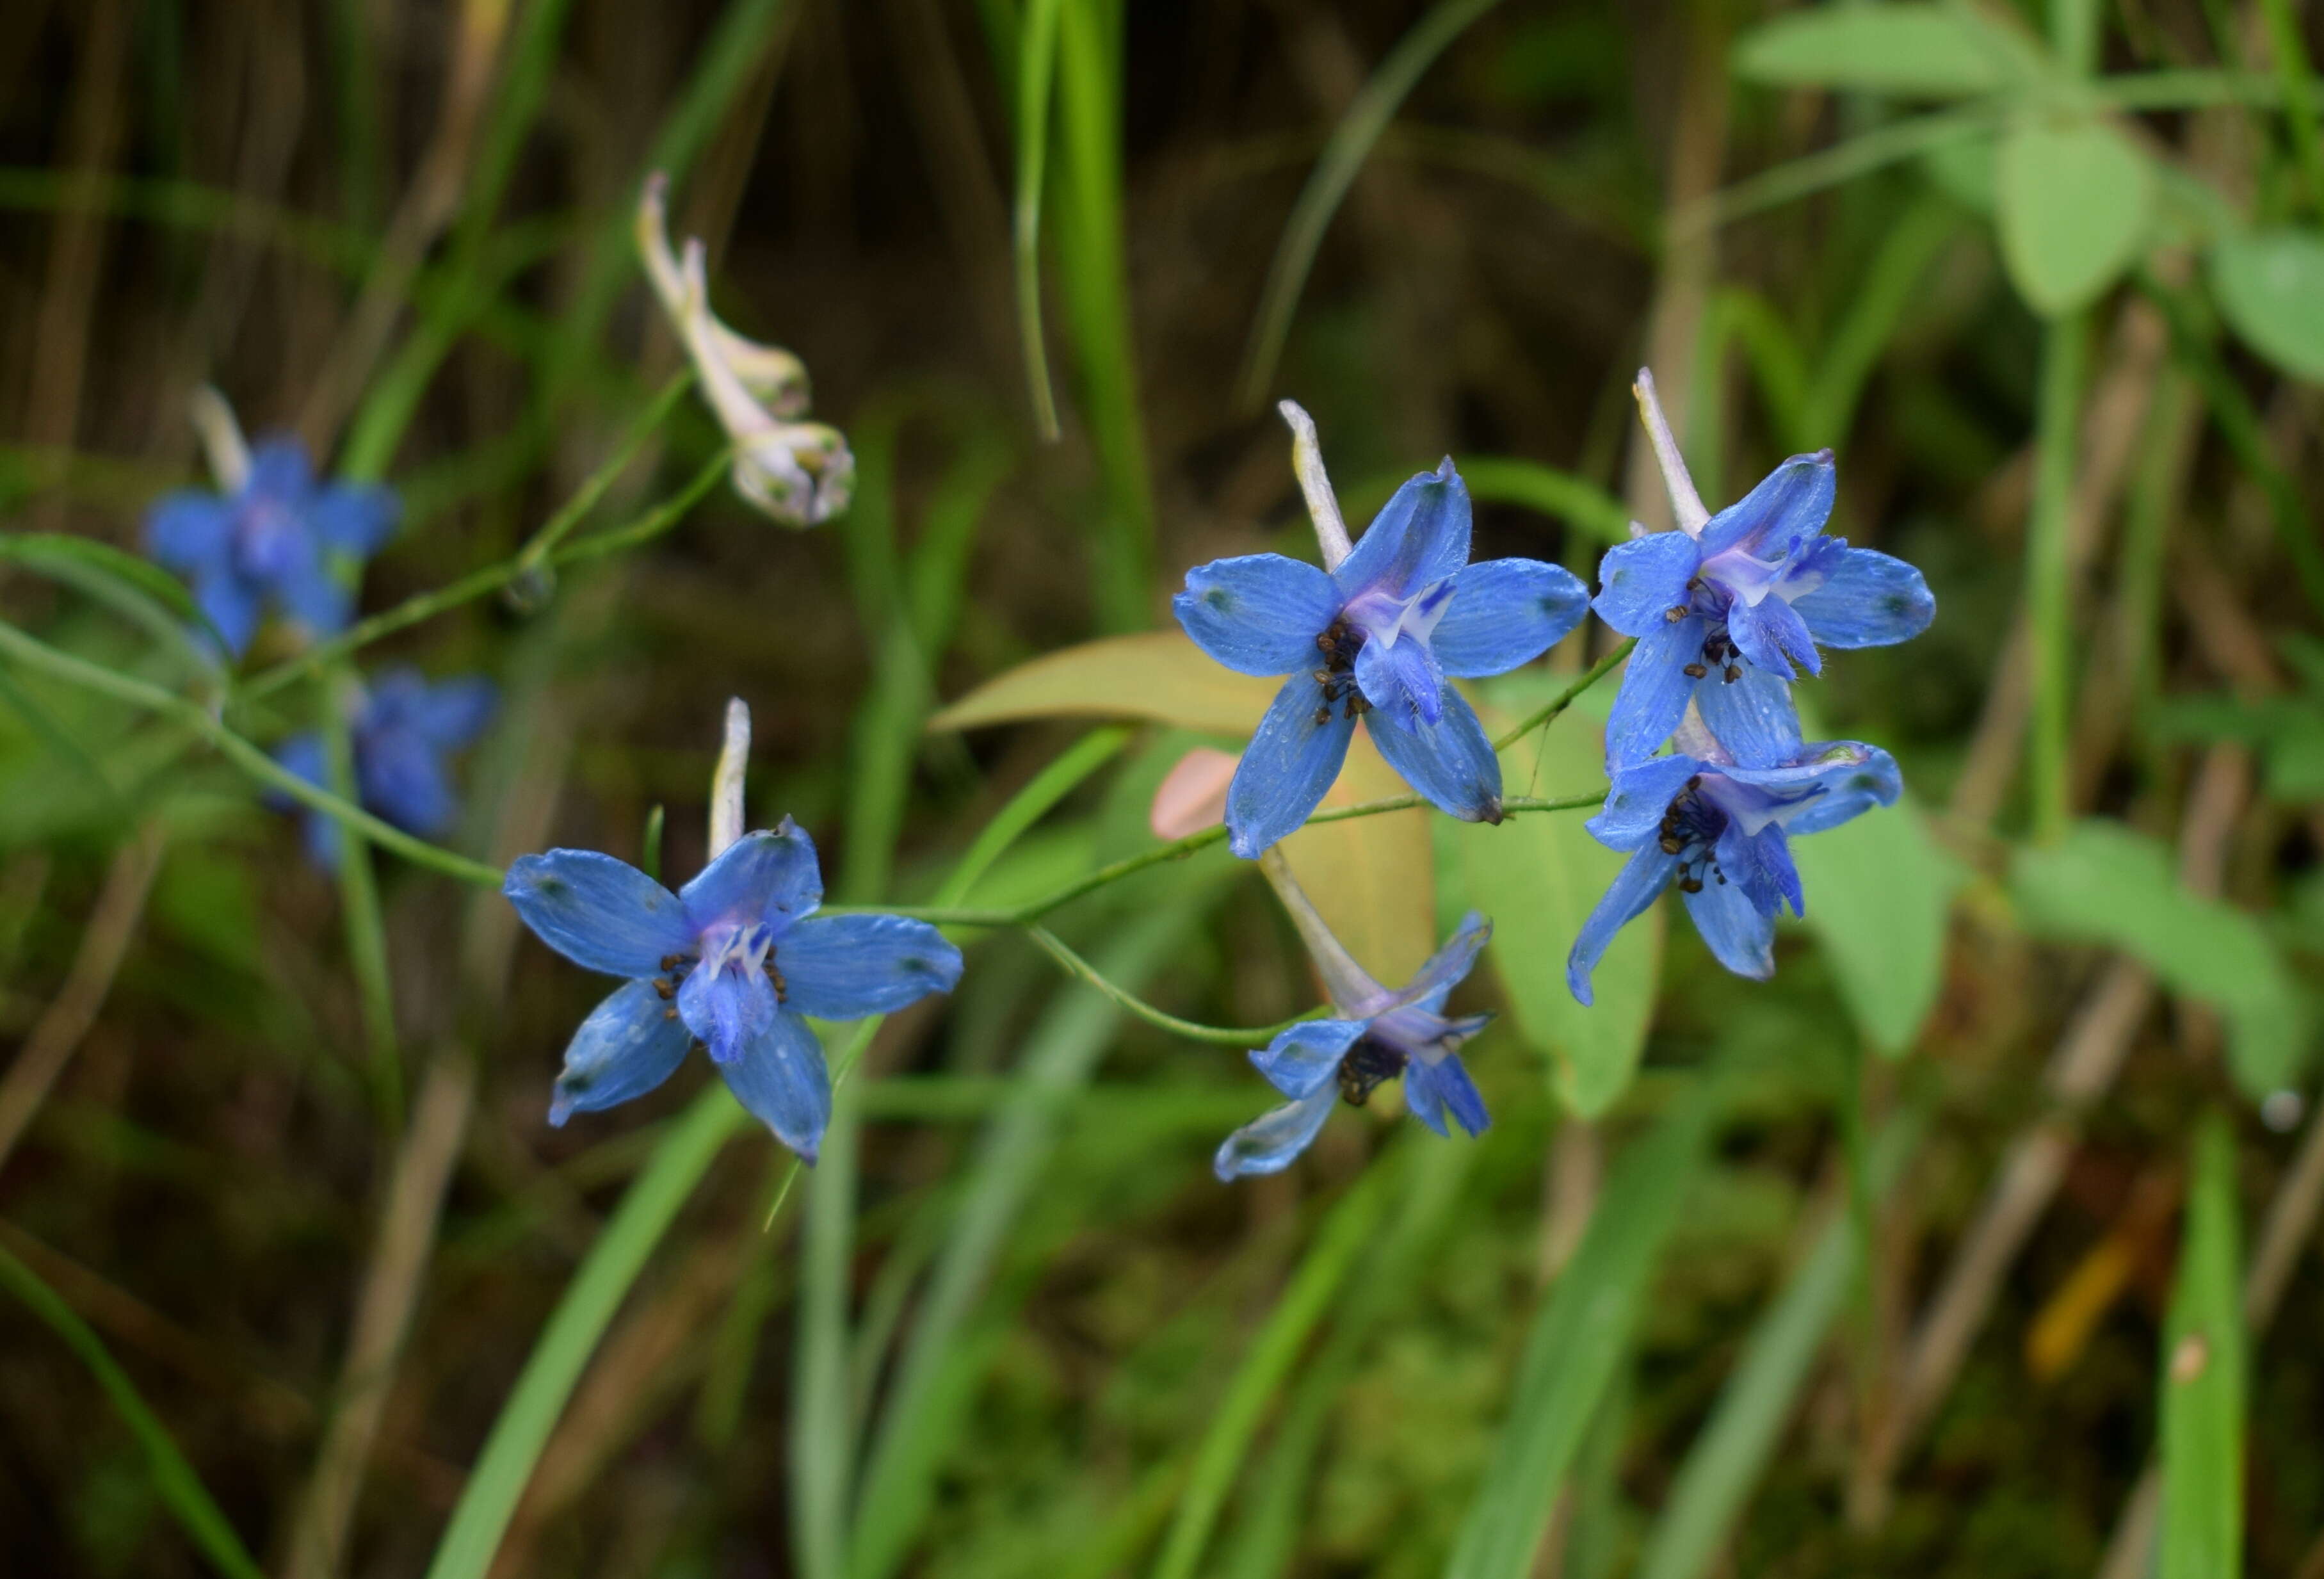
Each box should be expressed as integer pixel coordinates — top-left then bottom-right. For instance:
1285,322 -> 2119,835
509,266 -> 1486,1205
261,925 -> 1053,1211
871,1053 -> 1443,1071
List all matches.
1673,101 -> 1999,239
2051,0 -> 2102,77
421,1088 -> 747,1579
510,369 -> 697,576
0,1243 -> 266,1579
640,804 -> 666,884
793,1081 -> 860,1579
2025,311 -> 2088,845
1148,1165 -> 1393,1579
1491,640 -> 1634,752
1235,0 -> 1508,409
1026,925 -> 1315,1045
322,676 -> 403,1130
2257,0 -> 2324,210
1010,0 -> 1065,438
244,448 -> 731,703
0,619 -> 506,887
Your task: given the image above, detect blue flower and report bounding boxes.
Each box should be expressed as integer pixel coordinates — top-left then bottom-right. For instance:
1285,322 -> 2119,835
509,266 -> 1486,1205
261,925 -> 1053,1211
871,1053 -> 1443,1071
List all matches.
503,817 -> 962,1162
1175,460 -> 1588,857
146,438 -> 398,658
1592,450 -> 1933,767
274,668 -> 496,868
1565,738 -> 1902,1003
1216,912 -> 1494,1180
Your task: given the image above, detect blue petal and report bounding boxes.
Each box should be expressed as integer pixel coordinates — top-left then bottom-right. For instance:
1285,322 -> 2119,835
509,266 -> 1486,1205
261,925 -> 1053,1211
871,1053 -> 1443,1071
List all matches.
302,811 -> 344,871
1725,594 -> 1821,680
1354,629 -> 1447,725
681,819 -> 823,930
1213,1088 -> 1338,1181
1225,673 -> 1358,859
1712,821 -> 1803,919
410,676 -> 497,747
1392,911 -> 1492,1015
273,733 -> 326,796
1250,1018 -> 1368,1100
775,913 -> 964,1019
1590,531 -> 1702,637
1174,555 -> 1342,676
1736,744 -> 1903,834
1699,450 -> 1835,560
193,569 -> 262,658
311,482 -> 400,556
1692,662 -> 1804,769
244,439 -> 314,503
504,850 -> 695,977
145,492 -> 232,572
1332,460 -> 1471,603
1791,547 -> 1935,649
359,730 -> 457,834
275,558 -> 354,636
1604,615 -> 1703,768
1404,1052 -> 1490,1138
1566,843 -> 1678,1006
1432,559 -> 1589,677
1363,684 -> 1503,824
1585,754 -> 1704,849
549,980 -> 694,1124
719,1010 -> 832,1163
679,960 -> 780,1065
1681,871 -> 1777,979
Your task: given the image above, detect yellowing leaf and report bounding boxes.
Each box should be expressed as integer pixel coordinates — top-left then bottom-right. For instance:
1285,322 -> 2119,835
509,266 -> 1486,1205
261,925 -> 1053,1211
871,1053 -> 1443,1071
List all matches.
1282,727 -> 1435,987
928,631 -> 1277,736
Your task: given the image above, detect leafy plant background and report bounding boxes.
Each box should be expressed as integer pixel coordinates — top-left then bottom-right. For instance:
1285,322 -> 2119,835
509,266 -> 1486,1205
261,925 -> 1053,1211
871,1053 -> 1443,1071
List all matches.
0,2 -> 2321,1577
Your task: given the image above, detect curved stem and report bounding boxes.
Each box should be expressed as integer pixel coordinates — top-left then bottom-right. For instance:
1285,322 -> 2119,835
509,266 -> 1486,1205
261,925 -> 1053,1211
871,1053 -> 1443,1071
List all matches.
1026,925 -> 1318,1046
1490,638 -> 1634,752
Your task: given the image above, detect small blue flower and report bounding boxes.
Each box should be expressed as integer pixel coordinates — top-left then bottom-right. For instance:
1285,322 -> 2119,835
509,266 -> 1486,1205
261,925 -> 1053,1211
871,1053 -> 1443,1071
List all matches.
274,668 -> 496,868
1593,450 -> 1933,767
1565,738 -> 1902,1003
1216,912 -> 1494,1180
146,438 -> 398,658
503,817 -> 962,1162
1175,460 -> 1588,858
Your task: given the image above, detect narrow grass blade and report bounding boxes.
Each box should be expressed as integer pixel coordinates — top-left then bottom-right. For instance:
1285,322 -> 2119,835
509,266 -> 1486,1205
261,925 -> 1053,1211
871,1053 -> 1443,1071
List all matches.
1634,1113 -> 1923,1579
935,725 -> 1132,907
793,1080 -> 862,1579
2159,1113 -> 2245,1579
849,902 -> 1201,1579
1147,1161 -> 1394,1579
0,1243 -> 265,1579
1012,0 -> 1067,438
422,1088 -> 746,1579
1445,1077 -> 1723,1579
1234,0 -> 1506,410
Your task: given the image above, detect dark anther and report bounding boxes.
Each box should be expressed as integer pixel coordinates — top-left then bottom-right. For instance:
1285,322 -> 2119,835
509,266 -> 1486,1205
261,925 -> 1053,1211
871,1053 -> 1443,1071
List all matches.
1678,876 -> 1704,895
1336,1037 -> 1407,1107
1682,662 -> 1707,679
1723,665 -> 1741,683
1659,836 -> 1682,855
764,958 -> 788,1003
1715,871 -> 1728,886
1665,605 -> 1688,624
1314,706 -> 1332,727
659,954 -> 684,971
652,977 -> 675,1001
663,1007 -> 679,1021
1344,691 -> 1371,720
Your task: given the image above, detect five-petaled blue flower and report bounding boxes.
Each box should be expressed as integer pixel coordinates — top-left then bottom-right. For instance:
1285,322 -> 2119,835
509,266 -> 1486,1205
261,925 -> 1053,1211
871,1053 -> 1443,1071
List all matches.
146,438 -> 398,658
1592,451 -> 1933,768
274,668 -> 496,868
1217,913 -> 1494,1179
503,818 -> 962,1163
1565,736 -> 1901,1003
1176,462 -> 1587,858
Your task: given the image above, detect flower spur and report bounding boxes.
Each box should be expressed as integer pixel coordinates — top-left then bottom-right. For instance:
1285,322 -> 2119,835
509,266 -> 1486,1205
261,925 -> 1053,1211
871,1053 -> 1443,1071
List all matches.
1216,853 -> 1494,1179
1175,402 -> 1588,858
1592,371 -> 1934,767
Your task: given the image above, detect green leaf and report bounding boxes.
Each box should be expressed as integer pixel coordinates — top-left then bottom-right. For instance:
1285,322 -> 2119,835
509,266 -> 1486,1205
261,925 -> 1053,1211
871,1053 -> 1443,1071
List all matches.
2013,822 -> 2309,1096
0,531 -> 226,660
2211,227 -> 2324,383
2158,1113 -> 2245,1579
1995,117 -> 2153,316
1791,800 -> 1960,1056
1445,1076 -> 1722,1579
1734,4 -> 2015,99
1455,689 -> 1659,1117
928,632 -> 1277,737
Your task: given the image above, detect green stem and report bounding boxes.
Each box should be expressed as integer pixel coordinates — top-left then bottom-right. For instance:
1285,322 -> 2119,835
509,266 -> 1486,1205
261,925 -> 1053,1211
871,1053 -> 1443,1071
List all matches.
1490,638 -> 1635,752
2257,0 -> 2324,211
0,619 -> 506,887
510,368 -> 697,576
243,446 -> 729,703
323,674 -> 403,1131
1027,925 -> 1316,1046
2025,311 -> 2087,845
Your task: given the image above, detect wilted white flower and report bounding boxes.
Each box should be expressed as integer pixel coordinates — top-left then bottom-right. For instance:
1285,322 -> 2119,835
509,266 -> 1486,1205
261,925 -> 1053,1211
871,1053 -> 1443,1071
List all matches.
637,173 -> 853,526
